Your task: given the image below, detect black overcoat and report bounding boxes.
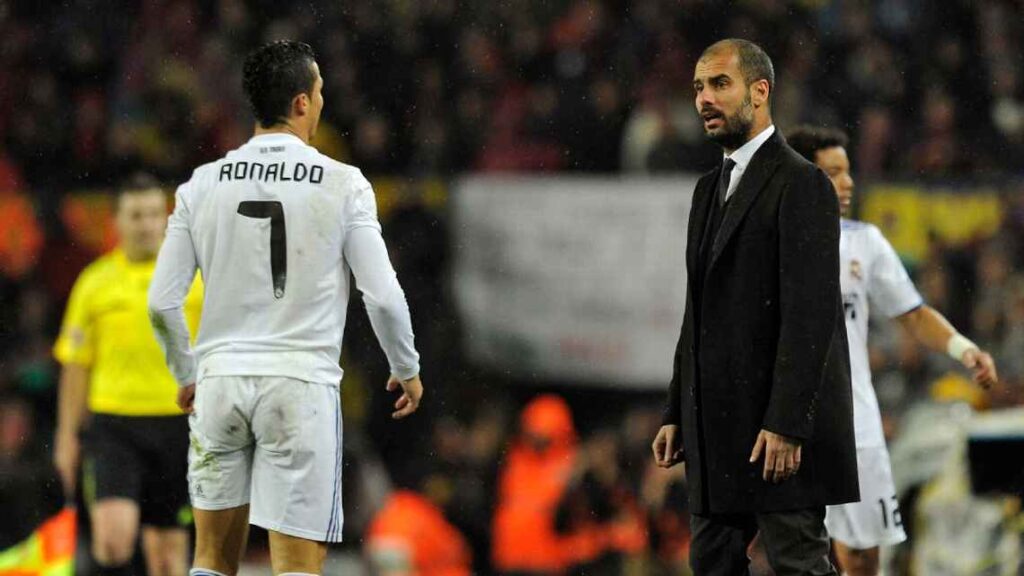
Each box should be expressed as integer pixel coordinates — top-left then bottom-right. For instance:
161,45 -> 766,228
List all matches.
662,131 -> 859,515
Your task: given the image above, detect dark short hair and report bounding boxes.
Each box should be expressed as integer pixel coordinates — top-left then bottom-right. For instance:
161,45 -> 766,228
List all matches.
242,40 -> 317,128
701,39 -> 775,97
786,125 -> 850,163
116,172 -> 163,207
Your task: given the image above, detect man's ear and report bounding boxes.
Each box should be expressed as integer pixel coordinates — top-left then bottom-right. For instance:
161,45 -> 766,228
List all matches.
750,79 -> 770,109
292,92 -> 310,117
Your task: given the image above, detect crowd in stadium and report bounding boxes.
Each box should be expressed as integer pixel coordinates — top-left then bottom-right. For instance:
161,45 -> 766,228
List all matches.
3,0 -> 1023,189
1,0 -> 1024,574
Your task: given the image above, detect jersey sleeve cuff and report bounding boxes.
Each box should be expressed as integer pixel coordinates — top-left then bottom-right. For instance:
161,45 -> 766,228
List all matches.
53,349 -> 92,367
172,358 -> 197,387
889,299 -> 924,319
392,364 -> 420,381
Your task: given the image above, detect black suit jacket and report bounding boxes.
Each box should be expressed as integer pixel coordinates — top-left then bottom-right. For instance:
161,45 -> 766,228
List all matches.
662,131 -> 859,515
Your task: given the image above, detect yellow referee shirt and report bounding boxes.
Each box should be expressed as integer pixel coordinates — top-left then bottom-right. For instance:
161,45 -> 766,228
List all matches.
53,249 -> 203,416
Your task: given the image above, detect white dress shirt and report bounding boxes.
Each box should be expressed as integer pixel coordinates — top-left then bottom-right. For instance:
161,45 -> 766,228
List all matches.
722,124 -> 775,202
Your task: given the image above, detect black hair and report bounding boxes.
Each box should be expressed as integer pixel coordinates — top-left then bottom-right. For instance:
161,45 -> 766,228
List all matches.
701,39 -> 775,98
116,172 -> 163,207
786,125 -> 850,163
242,40 -> 317,128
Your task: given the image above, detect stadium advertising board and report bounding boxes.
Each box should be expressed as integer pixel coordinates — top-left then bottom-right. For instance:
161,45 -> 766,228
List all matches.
453,176 -> 696,388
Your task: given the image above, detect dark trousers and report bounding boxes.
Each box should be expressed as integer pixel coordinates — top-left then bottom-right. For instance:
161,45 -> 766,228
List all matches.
690,507 -> 836,576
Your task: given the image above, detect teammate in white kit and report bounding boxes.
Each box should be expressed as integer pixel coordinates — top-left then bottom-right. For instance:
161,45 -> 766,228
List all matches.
148,41 -> 423,576
787,126 -> 998,576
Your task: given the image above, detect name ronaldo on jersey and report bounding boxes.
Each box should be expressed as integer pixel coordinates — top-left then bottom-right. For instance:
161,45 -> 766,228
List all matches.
218,161 -> 324,184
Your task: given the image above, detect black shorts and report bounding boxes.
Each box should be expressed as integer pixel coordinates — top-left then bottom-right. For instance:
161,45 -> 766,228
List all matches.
82,413 -> 191,528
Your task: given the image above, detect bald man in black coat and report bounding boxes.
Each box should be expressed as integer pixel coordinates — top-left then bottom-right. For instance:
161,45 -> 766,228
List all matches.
652,39 -> 858,576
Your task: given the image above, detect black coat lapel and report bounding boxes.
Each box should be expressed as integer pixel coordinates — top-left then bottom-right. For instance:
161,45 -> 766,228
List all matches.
709,131 -> 785,268
686,172 -> 718,277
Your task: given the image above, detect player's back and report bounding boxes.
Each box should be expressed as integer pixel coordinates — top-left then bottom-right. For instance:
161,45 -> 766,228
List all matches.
181,133 -> 377,384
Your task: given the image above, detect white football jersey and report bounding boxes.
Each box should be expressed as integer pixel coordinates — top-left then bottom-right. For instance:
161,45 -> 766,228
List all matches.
840,219 -> 923,447
149,133 -> 419,386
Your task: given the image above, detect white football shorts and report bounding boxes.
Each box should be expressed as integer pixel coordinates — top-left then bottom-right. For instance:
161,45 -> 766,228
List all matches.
825,444 -> 907,549
187,375 -> 344,543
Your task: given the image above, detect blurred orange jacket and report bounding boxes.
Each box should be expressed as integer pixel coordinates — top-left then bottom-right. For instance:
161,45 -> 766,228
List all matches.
366,490 -> 471,576
0,508 -> 76,576
492,395 -> 579,573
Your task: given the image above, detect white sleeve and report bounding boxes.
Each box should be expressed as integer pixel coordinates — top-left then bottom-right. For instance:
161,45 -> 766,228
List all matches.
346,174 -> 383,233
148,184 -> 199,386
343,188 -> 419,380
866,225 -> 924,319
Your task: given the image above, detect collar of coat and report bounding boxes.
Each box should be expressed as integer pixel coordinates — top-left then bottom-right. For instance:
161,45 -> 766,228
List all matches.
687,130 -> 787,274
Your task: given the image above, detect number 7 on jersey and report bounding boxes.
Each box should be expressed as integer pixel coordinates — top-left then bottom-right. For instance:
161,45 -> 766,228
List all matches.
237,200 -> 287,299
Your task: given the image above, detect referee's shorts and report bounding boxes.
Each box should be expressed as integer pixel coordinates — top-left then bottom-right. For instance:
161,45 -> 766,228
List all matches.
82,413 -> 192,528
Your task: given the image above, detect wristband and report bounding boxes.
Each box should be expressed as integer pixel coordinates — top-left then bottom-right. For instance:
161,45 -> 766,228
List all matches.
947,333 -> 978,361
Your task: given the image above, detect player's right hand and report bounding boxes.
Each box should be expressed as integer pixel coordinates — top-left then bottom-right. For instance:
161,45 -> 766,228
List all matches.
53,432 -> 80,496
387,374 -> 423,419
652,424 -> 683,468
177,383 -> 196,414
962,348 -> 998,388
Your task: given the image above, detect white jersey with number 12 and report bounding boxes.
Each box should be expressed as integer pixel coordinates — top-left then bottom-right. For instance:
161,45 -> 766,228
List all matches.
840,219 -> 923,448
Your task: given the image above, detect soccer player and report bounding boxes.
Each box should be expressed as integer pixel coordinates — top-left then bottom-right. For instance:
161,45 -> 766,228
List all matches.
53,173 -> 203,576
787,126 -> 998,576
147,40 -> 423,576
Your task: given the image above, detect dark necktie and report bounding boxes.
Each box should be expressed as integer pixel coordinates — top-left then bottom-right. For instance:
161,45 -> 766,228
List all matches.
718,158 -> 736,205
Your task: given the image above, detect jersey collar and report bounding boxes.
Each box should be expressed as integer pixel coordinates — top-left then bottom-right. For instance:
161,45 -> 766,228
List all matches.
112,247 -> 157,270
246,132 -> 307,146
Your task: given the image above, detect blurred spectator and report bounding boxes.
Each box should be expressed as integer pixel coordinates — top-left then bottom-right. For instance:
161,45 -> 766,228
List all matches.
909,90 -> 966,177
995,275 -> 1024,385
972,241 -> 1013,345
492,394 -> 580,575
364,489 -> 473,576
622,80 -> 717,174
0,395 -> 63,550
412,413 -> 504,575
555,429 -> 647,575
640,462 -> 690,575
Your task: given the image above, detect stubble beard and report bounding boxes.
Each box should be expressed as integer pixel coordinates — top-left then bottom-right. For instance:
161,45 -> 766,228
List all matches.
705,94 -> 755,151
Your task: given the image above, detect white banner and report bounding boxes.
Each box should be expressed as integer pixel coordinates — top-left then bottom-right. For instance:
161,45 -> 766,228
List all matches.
452,176 -> 698,388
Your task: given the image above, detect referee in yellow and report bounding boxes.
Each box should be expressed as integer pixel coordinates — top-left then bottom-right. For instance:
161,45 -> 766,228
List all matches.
53,173 -> 203,576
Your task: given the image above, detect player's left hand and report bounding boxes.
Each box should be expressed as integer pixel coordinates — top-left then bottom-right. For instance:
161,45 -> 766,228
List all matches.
177,383 -> 196,414
387,374 -> 423,419
961,348 -> 998,389
750,429 -> 802,483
